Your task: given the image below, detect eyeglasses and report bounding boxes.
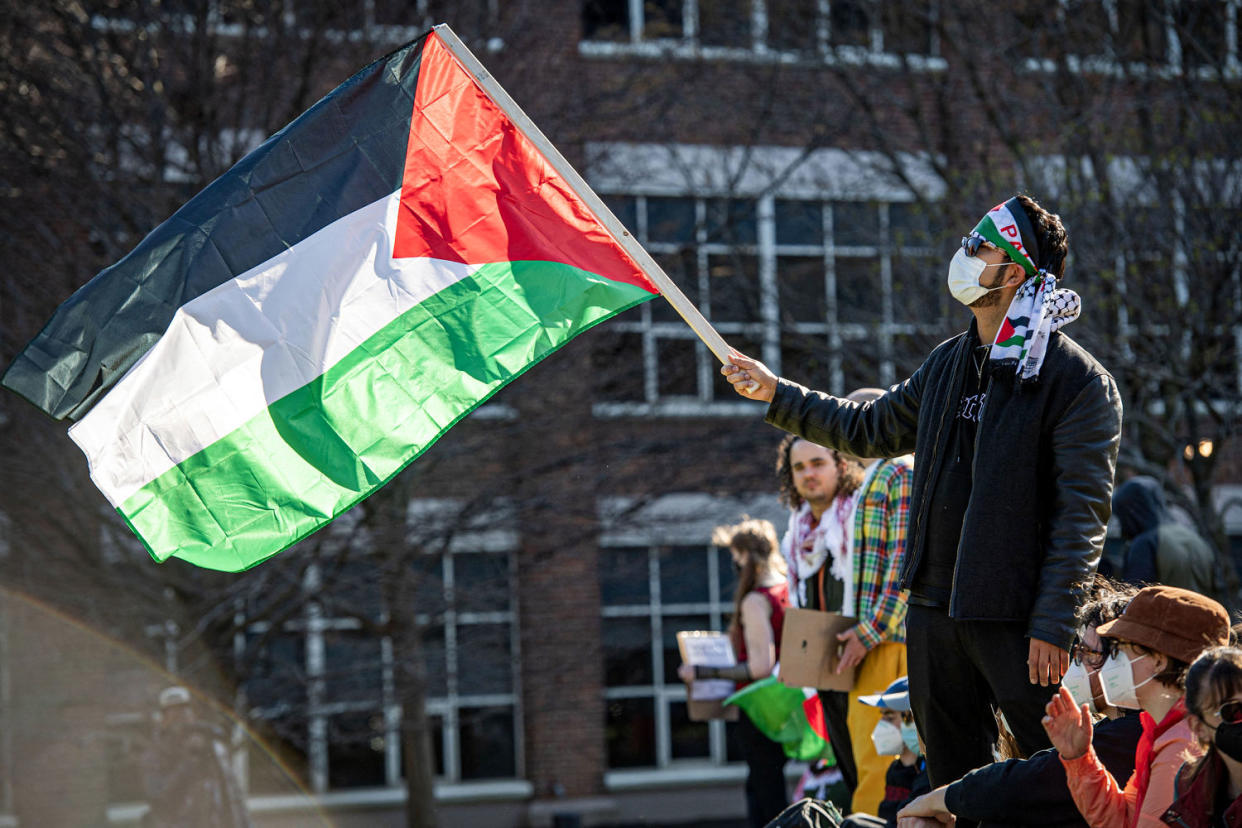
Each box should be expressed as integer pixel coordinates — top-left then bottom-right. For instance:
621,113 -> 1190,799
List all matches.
1070,641 -> 1106,668
1211,700 -> 1242,725
961,234 -> 1002,258
1070,637 -> 1116,668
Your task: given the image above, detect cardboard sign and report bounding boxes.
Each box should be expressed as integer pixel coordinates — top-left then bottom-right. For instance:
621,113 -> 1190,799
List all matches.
676,630 -> 740,721
778,608 -> 858,692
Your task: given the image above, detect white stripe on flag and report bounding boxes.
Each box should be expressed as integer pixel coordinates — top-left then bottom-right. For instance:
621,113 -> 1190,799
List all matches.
69,191 -> 478,507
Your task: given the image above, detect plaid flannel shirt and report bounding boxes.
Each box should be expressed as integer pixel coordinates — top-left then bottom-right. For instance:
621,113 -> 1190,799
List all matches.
850,455 -> 913,649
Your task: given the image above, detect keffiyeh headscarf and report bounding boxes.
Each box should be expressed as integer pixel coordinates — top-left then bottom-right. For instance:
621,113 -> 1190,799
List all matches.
780,492 -> 859,610
968,198 -> 1081,383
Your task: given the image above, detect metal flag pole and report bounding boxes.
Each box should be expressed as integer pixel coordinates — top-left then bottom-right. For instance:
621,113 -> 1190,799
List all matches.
432,24 -> 749,380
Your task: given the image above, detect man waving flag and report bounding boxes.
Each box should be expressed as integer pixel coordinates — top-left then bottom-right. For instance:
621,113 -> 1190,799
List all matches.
2,26 -> 717,572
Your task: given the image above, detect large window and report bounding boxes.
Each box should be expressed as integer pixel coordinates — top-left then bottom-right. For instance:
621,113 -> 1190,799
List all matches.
591,188 -> 944,412
581,0 -> 944,65
600,543 -> 740,770
90,1 -> 504,46
1018,0 -> 1242,78
597,493 -> 785,777
239,540 -> 521,796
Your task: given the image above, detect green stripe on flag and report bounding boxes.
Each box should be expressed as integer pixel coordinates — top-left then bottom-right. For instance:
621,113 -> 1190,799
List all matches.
976,219 -> 1036,275
725,677 -> 834,762
119,261 -> 654,571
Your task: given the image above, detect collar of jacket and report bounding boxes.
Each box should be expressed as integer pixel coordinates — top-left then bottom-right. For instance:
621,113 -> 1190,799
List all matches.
1162,749 -> 1242,828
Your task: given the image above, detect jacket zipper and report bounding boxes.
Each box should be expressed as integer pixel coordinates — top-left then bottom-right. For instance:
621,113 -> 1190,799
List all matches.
948,350 -> 992,617
905,335 -> 969,589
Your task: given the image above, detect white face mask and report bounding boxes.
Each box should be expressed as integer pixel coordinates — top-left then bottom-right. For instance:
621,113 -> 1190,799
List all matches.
871,719 -> 905,756
1098,650 -> 1153,710
900,720 -> 920,755
1061,661 -> 1099,716
946,247 -> 1013,306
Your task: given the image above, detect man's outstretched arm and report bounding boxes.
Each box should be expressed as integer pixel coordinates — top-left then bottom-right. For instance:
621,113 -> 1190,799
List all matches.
722,352 -> 923,459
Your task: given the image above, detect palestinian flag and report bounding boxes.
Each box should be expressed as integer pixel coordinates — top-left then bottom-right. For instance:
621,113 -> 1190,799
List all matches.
725,676 -> 834,762
1,27 -> 659,571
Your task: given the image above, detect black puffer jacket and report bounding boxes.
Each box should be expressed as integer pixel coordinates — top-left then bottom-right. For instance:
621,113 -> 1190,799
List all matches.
765,322 -> 1123,650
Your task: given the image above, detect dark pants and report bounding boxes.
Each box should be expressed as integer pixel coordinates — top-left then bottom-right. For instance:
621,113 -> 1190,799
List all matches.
738,713 -> 791,828
818,689 -> 856,800
906,605 -> 1057,790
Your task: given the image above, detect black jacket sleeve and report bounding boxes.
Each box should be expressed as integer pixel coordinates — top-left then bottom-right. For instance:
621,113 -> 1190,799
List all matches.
1027,373 -> 1124,649
764,363 -> 925,459
943,712 -> 1142,825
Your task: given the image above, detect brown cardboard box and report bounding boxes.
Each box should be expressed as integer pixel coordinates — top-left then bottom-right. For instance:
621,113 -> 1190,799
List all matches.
778,608 -> 858,691
686,697 -> 740,721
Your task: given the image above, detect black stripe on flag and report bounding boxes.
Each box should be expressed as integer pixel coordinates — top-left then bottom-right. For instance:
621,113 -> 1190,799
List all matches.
3,34 -> 429,421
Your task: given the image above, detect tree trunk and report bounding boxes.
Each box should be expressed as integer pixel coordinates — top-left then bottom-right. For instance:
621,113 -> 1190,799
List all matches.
393,605 -> 438,828
370,474 -> 439,828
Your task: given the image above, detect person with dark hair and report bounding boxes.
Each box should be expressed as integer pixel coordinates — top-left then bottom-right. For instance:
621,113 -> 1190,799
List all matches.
1043,585 -> 1231,828
1112,476 -> 1229,606
678,517 -> 789,827
1167,646 -> 1242,827
721,194 -> 1124,794
897,577 -> 1143,828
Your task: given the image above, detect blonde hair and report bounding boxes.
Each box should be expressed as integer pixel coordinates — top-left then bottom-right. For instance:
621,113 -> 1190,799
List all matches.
713,517 -> 785,638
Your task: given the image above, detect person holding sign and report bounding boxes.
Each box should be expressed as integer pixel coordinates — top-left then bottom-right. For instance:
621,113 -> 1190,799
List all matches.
723,196 -> 1123,795
678,518 -> 790,827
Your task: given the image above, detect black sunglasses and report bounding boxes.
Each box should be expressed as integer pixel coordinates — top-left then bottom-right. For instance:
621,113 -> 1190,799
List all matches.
1213,700 -> 1242,725
961,234 -> 988,257
961,233 -> 1010,259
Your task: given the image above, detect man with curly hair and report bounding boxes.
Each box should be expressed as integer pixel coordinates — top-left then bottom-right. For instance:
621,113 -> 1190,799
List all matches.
728,195 -> 1123,797
776,388 -> 912,815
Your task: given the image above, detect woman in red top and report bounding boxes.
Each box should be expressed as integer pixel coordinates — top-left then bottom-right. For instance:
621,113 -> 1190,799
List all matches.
1163,646 -> 1242,828
679,517 -> 790,827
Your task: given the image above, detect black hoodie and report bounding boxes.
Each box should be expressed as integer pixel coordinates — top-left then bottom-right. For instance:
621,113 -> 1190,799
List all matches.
1112,476 -> 1224,602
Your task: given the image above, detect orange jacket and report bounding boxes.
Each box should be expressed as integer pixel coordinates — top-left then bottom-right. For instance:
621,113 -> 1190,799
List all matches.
1061,706 -> 1201,828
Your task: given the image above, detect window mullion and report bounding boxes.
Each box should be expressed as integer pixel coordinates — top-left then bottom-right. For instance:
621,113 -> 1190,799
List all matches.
758,194 -> 781,372
825,202 -> 842,394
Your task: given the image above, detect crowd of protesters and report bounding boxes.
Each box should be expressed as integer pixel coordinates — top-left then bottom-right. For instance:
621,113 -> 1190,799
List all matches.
676,194 -> 1242,828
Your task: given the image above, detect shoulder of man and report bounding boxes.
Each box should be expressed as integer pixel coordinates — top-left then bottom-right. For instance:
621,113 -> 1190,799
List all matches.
1044,330 -> 1116,384
926,330 -> 970,365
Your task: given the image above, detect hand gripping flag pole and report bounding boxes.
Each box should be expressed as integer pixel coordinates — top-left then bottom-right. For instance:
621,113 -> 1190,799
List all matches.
432,25 -> 748,375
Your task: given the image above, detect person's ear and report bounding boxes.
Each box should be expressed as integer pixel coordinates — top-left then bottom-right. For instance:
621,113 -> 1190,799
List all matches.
1005,264 -> 1027,287
1188,713 -> 1214,747
1151,651 -> 1169,677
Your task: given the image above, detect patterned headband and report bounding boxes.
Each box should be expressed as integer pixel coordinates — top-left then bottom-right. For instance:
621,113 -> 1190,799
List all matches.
969,197 -> 1041,277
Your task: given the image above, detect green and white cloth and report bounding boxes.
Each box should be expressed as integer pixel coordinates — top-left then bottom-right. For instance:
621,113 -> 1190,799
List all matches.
971,200 -> 1081,382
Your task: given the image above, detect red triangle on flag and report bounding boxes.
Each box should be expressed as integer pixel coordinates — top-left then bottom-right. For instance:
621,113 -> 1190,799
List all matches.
393,32 -> 658,294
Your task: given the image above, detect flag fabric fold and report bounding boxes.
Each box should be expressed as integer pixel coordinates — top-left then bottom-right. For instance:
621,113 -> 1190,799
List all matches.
725,677 -> 835,762
2,27 -> 659,571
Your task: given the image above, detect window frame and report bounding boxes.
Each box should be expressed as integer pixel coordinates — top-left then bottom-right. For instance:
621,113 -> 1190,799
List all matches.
236,515 -> 524,798
1018,0 -> 1242,80
580,0 -> 947,69
589,171 -> 942,415
597,493 -> 786,780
